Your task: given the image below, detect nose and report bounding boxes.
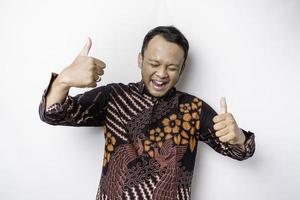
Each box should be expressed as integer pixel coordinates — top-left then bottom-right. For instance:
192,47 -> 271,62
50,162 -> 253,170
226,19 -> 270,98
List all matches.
156,66 -> 168,78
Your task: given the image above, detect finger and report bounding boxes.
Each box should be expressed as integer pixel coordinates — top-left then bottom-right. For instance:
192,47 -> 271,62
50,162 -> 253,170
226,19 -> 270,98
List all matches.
213,113 -> 234,123
93,65 -> 104,75
220,97 -> 227,114
219,132 -> 234,143
94,74 -> 101,82
213,121 -> 227,131
228,139 -> 237,145
79,37 -> 92,56
93,57 -> 106,69
96,69 -> 104,76
215,128 -> 229,137
213,114 -> 226,123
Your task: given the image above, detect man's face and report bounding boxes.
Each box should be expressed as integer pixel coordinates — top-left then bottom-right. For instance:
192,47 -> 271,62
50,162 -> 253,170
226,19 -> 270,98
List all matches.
138,35 -> 185,97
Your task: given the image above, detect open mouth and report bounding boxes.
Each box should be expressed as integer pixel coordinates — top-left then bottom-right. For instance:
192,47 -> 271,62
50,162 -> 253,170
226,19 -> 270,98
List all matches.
151,80 -> 169,91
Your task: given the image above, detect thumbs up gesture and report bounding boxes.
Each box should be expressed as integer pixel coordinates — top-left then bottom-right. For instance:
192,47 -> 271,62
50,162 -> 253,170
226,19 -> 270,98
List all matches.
56,37 -> 106,88
212,97 -> 246,147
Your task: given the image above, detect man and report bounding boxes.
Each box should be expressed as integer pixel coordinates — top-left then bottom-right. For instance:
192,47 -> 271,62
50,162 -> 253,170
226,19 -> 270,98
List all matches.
39,26 -> 255,200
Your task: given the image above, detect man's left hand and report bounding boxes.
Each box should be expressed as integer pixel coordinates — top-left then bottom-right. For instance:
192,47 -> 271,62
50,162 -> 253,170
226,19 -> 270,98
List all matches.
212,97 -> 246,147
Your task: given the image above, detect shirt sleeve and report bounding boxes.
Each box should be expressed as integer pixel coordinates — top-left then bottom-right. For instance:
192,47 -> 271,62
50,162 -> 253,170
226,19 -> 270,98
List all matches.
38,72 -> 111,127
198,100 -> 255,161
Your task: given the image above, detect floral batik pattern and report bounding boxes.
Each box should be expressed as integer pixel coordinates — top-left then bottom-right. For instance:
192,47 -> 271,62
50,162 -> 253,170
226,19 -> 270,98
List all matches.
39,74 -> 256,200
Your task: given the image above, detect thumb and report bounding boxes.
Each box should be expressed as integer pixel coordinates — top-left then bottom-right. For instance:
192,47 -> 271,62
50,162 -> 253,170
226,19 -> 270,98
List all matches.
79,37 -> 92,56
220,97 -> 227,114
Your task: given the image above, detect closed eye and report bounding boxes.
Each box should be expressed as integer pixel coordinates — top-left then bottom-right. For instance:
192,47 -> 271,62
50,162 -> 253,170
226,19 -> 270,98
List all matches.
150,63 -> 159,67
168,66 -> 179,71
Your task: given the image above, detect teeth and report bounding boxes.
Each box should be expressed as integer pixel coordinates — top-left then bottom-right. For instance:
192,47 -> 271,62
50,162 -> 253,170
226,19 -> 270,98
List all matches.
153,80 -> 164,85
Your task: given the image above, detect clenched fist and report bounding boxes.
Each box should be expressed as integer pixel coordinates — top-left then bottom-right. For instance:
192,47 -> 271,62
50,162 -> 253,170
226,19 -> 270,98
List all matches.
56,37 -> 106,88
213,97 -> 246,148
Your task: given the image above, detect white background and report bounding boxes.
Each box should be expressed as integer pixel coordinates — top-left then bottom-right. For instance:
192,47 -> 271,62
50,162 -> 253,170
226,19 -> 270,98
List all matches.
1,0 -> 299,199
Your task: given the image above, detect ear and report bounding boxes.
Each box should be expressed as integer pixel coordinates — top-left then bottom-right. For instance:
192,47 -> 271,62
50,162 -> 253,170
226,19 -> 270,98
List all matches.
138,53 -> 143,69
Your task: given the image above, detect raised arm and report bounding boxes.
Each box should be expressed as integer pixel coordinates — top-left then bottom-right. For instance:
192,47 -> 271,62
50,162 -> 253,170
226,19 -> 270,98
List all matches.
39,38 -> 108,127
198,98 -> 255,161
45,37 -> 105,109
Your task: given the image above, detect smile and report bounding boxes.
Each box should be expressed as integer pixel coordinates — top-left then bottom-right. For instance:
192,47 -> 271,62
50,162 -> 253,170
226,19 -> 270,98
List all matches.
151,80 -> 169,91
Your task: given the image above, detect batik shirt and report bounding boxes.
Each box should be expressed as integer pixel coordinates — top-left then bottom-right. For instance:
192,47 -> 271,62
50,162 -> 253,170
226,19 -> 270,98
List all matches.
39,73 -> 255,200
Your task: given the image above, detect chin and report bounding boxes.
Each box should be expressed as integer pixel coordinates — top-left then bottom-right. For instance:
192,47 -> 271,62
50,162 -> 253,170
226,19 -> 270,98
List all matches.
149,90 -> 167,97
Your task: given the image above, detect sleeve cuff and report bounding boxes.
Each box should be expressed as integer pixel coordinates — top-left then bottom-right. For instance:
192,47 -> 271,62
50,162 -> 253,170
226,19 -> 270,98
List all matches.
39,72 -> 70,123
227,129 -> 256,161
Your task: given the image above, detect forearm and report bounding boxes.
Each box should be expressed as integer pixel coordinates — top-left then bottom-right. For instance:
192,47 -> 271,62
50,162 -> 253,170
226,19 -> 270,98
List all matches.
199,101 -> 255,160
233,128 -> 246,152
45,76 -> 70,110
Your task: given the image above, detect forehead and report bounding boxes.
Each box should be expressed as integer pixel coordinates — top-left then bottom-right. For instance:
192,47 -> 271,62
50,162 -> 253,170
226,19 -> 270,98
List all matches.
144,35 -> 184,62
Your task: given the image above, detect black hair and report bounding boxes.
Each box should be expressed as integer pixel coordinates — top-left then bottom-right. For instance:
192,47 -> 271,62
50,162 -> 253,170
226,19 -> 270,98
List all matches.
141,26 -> 189,64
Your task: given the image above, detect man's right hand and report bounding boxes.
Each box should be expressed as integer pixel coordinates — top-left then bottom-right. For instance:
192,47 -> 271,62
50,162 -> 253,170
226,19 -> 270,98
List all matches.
56,37 -> 106,88
45,38 -> 106,110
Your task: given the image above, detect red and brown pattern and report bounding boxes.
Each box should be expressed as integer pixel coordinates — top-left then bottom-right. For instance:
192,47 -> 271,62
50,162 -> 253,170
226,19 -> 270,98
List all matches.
40,73 -> 256,200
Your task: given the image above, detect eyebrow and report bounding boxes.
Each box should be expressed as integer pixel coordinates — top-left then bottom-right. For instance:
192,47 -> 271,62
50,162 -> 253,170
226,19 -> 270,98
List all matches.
147,59 -> 160,63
